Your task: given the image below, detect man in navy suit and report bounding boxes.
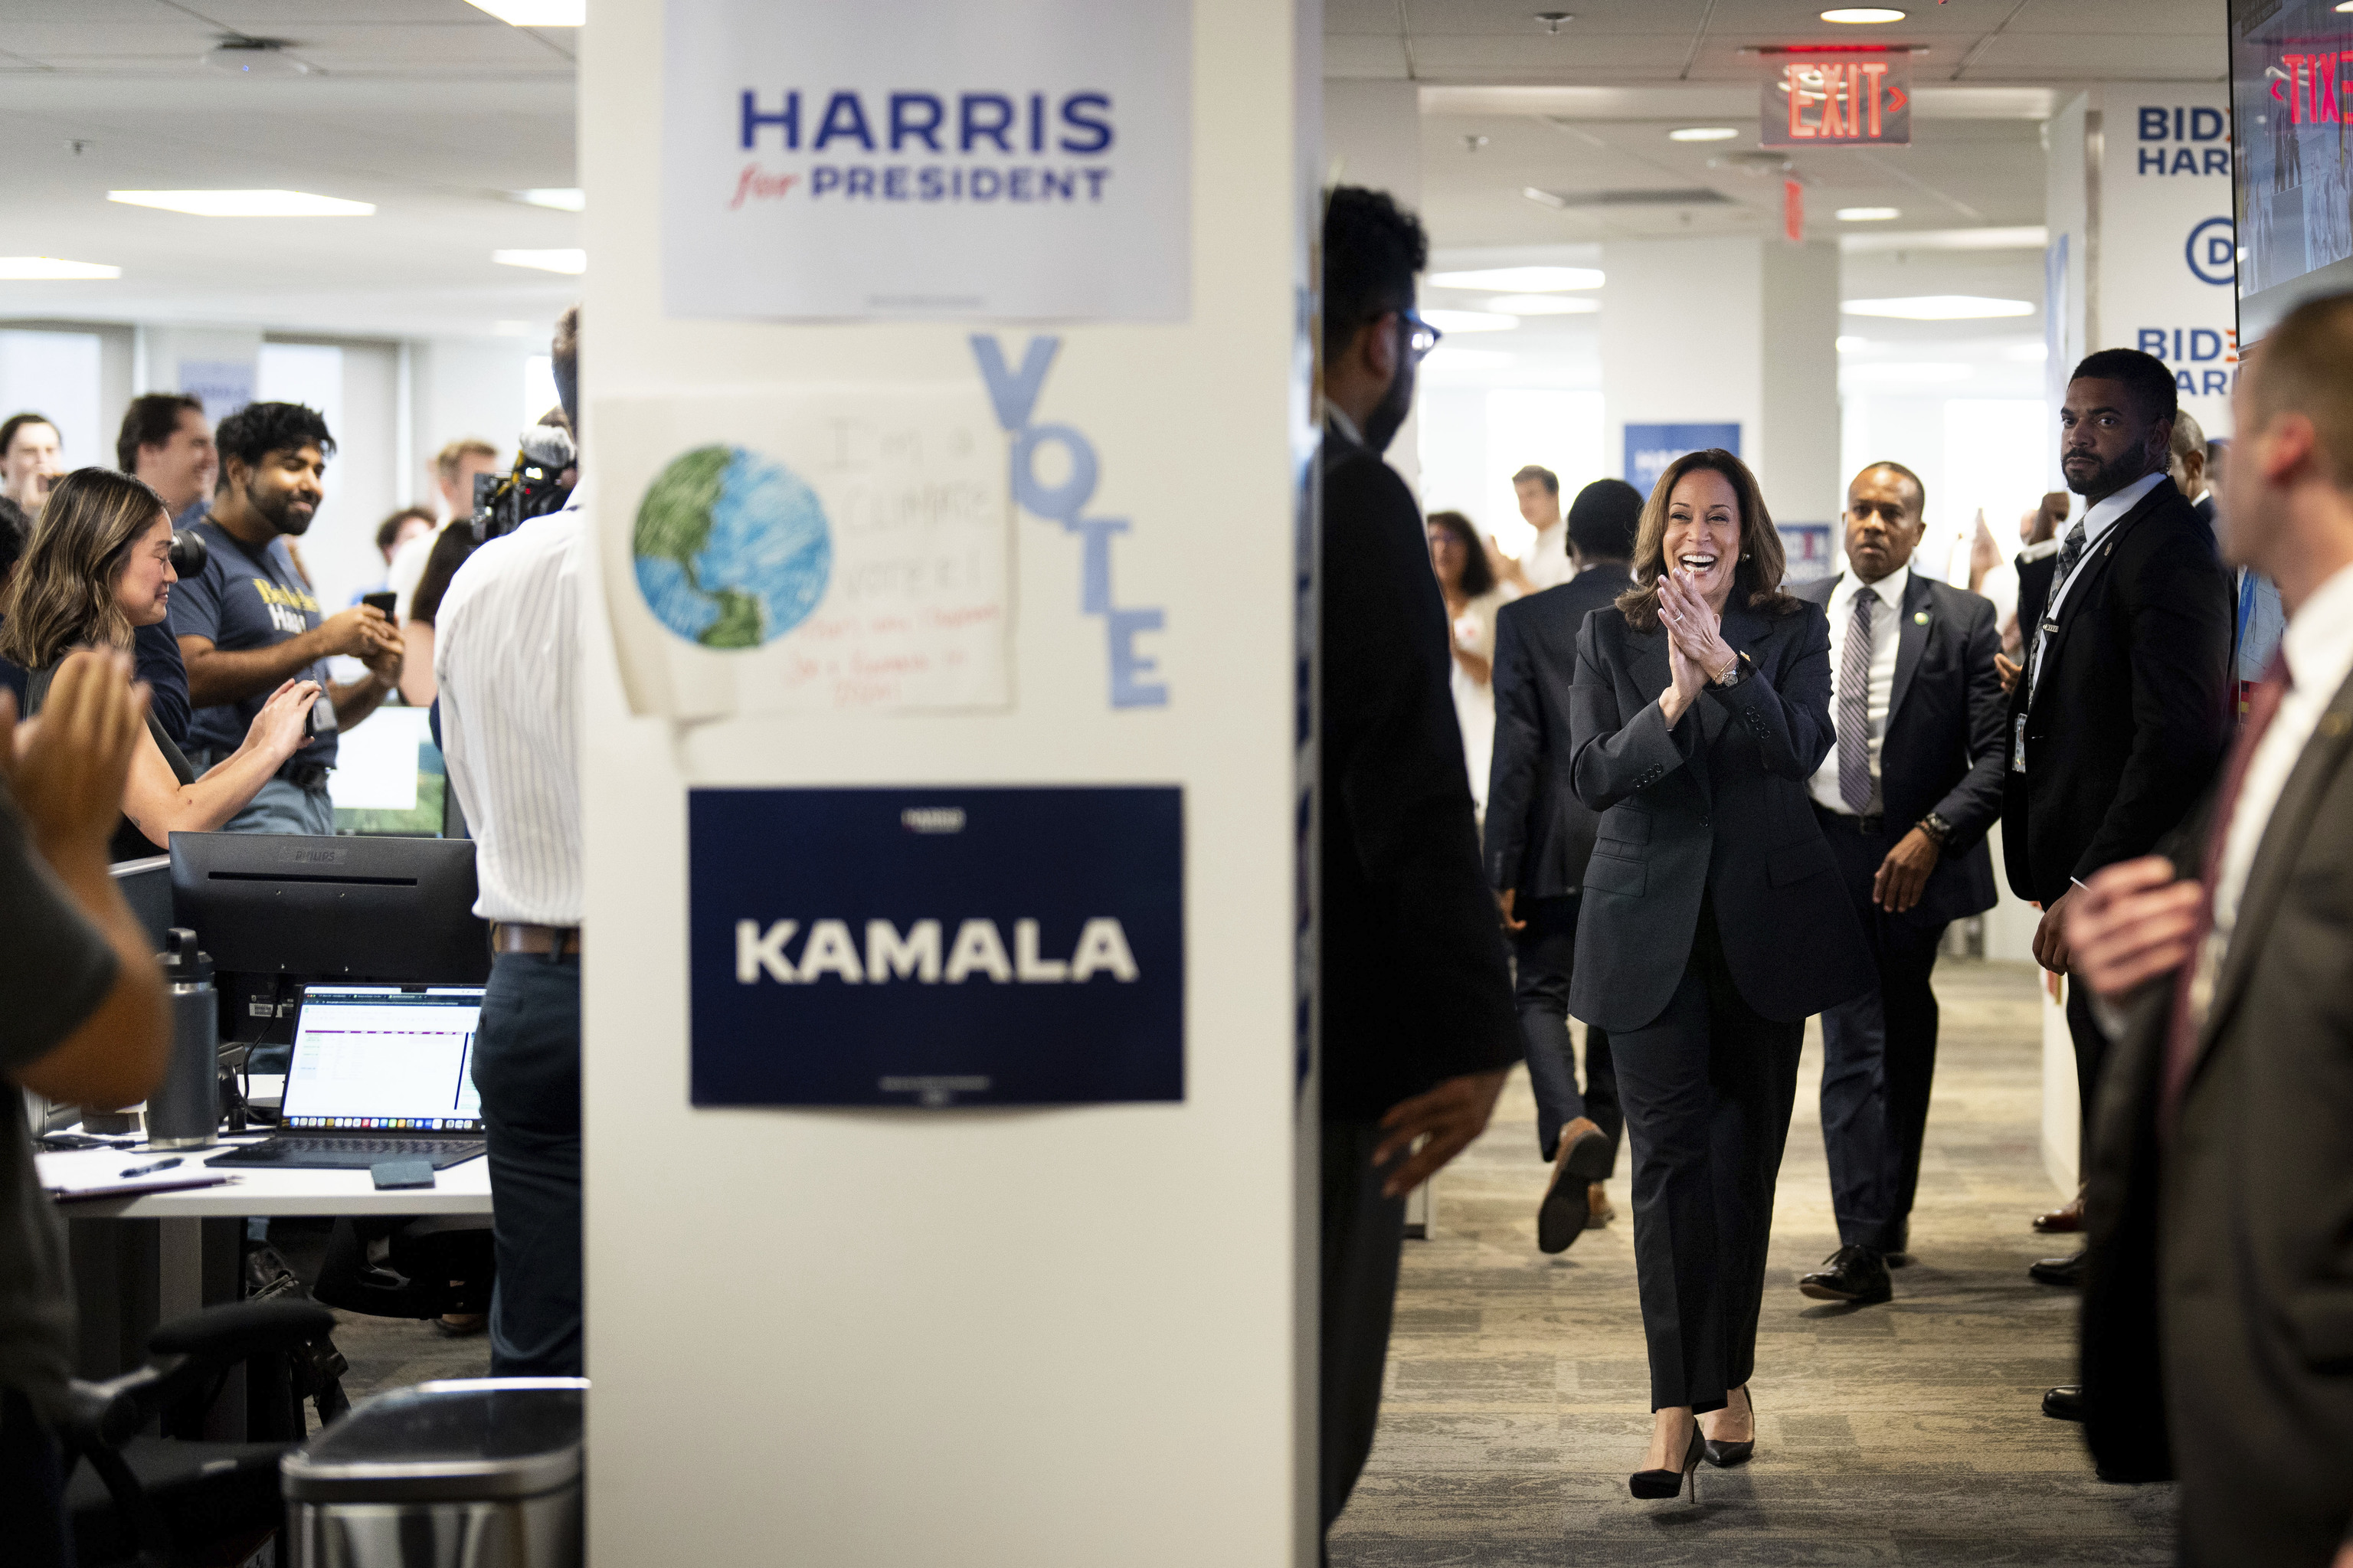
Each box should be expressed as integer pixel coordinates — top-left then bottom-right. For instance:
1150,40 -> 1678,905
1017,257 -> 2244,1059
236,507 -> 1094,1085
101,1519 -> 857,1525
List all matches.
1486,477 -> 1642,1253
1792,462 -> 2008,1305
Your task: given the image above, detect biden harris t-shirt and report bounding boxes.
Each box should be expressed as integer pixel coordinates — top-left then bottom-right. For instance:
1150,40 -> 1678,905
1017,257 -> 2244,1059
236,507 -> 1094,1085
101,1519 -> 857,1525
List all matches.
169,520 -> 338,774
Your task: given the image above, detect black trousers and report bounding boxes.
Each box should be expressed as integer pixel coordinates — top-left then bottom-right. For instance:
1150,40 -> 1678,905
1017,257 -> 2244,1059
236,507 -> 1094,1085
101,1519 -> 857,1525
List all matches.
1813,808 -> 1949,1252
1512,894 -> 1621,1167
2065,977 -> 2106,1144
1,1387 -> 70,1568
474,950 -> 583,1378
1613,905 -> 1803,1413
1319,1119 -> 1404,1547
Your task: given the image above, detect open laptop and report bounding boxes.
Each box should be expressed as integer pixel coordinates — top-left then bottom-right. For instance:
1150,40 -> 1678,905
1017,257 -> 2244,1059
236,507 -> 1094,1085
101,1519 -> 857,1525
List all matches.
208,984 -> 489,1170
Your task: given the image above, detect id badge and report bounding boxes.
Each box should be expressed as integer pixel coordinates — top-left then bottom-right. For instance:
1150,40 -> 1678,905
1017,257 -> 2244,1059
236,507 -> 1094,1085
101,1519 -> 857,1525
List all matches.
2011,712 -> 2027,773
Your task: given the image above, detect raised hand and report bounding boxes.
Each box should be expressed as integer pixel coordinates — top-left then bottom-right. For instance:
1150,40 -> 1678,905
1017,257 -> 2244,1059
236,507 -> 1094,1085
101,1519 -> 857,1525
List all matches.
1658,568 -> 1736,679
246,679 -> 323,761
1,648 -> 146,859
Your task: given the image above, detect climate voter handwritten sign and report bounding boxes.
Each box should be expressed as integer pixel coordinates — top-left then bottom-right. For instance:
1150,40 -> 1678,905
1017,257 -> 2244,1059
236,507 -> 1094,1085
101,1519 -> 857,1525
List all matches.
660,0 -> 1191,321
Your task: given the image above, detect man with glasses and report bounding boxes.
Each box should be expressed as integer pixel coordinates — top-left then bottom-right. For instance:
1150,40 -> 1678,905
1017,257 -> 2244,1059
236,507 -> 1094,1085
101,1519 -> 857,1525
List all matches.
1316,184 -> 1516,1554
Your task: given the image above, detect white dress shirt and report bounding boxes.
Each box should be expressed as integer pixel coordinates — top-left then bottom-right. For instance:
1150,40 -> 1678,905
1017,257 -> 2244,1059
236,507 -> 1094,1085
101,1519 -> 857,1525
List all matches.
1809,562 -> 1910,817
2030,470 -> 2165,696
2188,560 -> 2353,1030
434,496 -> 587,926
1521,521 -> 1574,591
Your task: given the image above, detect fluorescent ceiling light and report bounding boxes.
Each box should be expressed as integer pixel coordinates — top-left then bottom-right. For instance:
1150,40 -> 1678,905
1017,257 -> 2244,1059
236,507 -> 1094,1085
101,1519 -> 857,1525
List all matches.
0,257 -> 120,280
465,0 -> 585,22
1669,126 -> 1739,142
1844,362 -> 1973,381
1422,309 -> 1517,333
493,248 -> 587,274
1821,7 -> 1906,20
515,188 -> 585,211
1837,207 -> 1901,221
1523,186 -> 1569,210
1841,224 -> 2047,254
1486,293 -> 1599,315
1836,335 -> 1869,352
1428,265 -> 1602,292
1844,295 -> 2034,320
110,189 -> 373,218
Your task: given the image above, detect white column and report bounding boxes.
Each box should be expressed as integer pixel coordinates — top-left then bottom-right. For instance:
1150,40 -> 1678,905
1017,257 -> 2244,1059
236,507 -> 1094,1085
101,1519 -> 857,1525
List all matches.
1325,79 -> 1424,490
578,3 -> 1317,1564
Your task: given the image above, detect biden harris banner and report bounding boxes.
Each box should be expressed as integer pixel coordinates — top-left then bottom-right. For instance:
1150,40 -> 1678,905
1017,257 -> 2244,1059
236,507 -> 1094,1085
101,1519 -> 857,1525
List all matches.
689,787 -> 1185,1106
660,0 -> 1191,322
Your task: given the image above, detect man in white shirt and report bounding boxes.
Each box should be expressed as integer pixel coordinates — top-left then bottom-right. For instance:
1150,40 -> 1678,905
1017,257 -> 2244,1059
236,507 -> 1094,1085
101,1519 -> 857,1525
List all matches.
1513,464 -> 1575,592
434,309 -> 586,1377
1792,462 -> 2007,1308
2067,289 -> 2353,1568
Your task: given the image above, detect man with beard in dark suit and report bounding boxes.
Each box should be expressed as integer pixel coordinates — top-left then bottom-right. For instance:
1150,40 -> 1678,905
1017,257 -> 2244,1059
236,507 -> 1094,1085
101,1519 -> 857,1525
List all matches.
1486,476 -> 1641,1253
1788,462 -> 2008,1305
1316,184 -> 1520,1556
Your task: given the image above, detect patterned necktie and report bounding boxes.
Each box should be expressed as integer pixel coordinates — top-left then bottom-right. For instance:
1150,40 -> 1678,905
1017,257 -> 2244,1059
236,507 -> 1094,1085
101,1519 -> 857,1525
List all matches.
2157,653 -> 2290,1141
1838,586 -> 1877,813
2028,521 -> 2089,706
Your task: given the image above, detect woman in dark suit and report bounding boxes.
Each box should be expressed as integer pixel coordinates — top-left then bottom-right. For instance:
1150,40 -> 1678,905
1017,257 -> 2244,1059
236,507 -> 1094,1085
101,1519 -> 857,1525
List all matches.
1568,449 -> 1871,1498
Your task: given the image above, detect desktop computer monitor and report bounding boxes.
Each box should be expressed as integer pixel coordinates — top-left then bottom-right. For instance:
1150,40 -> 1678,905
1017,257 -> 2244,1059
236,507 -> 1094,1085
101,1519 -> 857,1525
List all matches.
110,853 -> 174,951
169,832 -> 492,985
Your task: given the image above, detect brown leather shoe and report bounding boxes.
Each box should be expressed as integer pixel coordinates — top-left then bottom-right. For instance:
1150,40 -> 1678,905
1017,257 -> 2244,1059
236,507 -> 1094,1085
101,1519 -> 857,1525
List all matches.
1586,1182 -> 1615,1229
1540,1118 -> 1611,1253
2033,1196 -> 2084,1234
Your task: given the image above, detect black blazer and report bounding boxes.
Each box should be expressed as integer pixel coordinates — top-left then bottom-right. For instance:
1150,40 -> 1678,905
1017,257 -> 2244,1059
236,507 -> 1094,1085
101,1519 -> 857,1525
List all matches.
1793,571 -> 2007,928
1318,420 -> 1520,1122
2015,545 -> 2059,648
1566,598 -> 1874,1034
2001,477 -> 2234,905
1484,561 -> 1634,900
2081,663 -> 2353,1562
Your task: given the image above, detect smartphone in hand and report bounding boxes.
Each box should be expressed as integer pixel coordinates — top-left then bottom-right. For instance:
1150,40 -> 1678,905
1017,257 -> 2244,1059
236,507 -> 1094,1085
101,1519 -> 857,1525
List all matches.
361,591 -> 397,618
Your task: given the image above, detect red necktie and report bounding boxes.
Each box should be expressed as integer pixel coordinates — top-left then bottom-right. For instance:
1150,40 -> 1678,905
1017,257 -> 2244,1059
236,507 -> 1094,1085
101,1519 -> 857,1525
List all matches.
2158,654 -> 2289,1138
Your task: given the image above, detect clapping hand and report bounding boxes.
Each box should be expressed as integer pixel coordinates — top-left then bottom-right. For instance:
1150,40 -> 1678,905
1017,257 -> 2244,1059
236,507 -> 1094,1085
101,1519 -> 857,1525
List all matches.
1657,568 -> 1733,724
0,648 -> 146,862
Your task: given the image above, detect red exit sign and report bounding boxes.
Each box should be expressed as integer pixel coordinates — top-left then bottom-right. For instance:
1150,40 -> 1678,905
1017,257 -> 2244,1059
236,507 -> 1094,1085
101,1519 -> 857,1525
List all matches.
1760,53 -> 1913,148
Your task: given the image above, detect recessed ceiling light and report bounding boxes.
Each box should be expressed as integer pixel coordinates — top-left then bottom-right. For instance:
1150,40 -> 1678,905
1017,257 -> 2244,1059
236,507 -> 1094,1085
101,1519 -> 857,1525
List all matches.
465,0 -> 585,22
208,38 -> 309,77
1486,293 -> 1599,315
1523,186 -> 1569,210
493,248 -> 587,274
1844,295 -> 2035,320
513,188 -> 584,211
1836,335 -> 1869,352
109,189 -> 373,217
1422,309 -> 1518,333
0,257 -> 120,280
1669,126 -> 1740,142
1836,207 -> 1901,221
1821,7 -> 1906,21
1428,266 -> 1602,292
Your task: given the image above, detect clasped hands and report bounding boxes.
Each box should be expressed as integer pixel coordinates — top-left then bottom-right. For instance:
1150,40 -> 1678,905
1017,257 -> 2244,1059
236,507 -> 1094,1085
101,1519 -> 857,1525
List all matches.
1656,567 -> 1736,725
2061,856 -> 2206,1003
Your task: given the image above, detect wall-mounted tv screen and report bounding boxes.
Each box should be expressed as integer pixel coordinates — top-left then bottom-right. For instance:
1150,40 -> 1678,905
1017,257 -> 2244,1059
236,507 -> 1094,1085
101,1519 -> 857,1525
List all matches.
2232,0 -> 2353,344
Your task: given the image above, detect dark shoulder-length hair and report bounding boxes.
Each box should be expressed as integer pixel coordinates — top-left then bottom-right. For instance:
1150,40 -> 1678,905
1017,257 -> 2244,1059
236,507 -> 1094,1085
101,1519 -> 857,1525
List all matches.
0,468 -> 170,669
1615,448 -> 1801,632
1425,509 -> 1496,597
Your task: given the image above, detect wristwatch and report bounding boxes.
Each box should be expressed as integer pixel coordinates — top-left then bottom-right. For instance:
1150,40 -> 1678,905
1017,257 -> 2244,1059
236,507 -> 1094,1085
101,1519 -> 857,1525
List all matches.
1917,812 -> 1953,846
1712,653 -> 1749,689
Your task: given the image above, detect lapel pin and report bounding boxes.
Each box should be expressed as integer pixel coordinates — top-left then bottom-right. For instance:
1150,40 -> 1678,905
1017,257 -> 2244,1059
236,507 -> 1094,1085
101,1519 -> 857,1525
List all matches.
2323,712 -> 2351,738
1913,610 -> 1929,625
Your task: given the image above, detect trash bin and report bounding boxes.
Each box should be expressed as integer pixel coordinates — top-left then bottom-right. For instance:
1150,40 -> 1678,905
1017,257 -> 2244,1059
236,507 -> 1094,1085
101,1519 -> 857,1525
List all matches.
281,1377 -> 585,1568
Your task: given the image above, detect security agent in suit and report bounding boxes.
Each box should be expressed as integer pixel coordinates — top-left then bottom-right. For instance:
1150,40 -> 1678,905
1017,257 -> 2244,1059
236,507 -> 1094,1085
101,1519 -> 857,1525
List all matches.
2067,296 -> 2353,1565
2002,349 -> 2234,1289
1789,463 -> 2007,1307
1485,478 -> 1641,1255
1569,449 -> 1872,1491
1316,186 -> 1520,1548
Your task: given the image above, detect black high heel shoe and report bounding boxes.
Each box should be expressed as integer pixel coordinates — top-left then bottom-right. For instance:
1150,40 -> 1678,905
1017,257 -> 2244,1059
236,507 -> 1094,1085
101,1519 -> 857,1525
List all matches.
1629,1420 -> 1705,1501
1703,1386 -> 1756,1468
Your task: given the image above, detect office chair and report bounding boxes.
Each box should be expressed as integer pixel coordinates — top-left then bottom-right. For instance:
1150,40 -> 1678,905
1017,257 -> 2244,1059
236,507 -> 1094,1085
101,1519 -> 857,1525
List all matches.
59,1299 -> 349,1568
313,1215 -> 494,1321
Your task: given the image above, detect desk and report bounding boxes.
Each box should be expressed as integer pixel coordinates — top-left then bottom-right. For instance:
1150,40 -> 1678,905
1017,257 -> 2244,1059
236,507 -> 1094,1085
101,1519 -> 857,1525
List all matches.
44,1142 -> 493,1219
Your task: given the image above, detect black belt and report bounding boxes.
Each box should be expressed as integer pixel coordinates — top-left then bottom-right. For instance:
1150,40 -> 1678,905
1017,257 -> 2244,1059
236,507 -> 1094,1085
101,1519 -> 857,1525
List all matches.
1815,802 -> 1885,836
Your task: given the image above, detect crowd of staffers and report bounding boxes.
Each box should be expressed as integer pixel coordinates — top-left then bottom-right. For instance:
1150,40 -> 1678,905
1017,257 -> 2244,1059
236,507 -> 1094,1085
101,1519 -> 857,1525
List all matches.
1320,181 -> 2353,1566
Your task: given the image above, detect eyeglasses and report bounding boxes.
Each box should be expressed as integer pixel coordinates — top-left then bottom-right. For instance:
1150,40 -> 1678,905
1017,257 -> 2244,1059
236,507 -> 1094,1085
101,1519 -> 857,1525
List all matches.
1402,311 -> 1442,362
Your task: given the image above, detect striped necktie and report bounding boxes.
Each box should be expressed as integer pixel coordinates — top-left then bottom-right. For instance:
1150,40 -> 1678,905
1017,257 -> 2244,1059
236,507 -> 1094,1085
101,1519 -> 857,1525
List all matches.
1838,586 -> 1877,814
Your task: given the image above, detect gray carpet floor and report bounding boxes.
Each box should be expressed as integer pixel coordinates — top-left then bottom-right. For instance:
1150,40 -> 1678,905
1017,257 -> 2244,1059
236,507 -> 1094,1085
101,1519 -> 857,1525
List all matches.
1330,957 -> 2177,1566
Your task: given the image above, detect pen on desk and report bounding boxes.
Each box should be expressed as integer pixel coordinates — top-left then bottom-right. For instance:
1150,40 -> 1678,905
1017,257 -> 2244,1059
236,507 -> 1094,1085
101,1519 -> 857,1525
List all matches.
118,1157 -> 182,1179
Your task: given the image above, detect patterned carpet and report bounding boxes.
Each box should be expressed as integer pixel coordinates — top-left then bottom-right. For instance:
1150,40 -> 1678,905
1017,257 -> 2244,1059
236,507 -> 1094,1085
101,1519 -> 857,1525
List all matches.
1330,958 -> 2178,1566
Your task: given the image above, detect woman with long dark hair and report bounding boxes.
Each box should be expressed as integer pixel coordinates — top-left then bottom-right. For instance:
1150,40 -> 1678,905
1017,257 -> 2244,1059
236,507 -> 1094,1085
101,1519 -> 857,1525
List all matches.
0,468 -> 319,859
1427,508 -> 1509,812
1566,449 -> 1871,1499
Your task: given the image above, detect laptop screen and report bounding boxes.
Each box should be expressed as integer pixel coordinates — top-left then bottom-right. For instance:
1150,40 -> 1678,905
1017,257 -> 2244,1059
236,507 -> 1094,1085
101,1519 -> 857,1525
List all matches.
280,985 -> 486,1132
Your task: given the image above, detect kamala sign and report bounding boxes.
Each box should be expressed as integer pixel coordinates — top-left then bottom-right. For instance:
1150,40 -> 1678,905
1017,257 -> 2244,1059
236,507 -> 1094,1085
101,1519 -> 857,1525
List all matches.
661,0 -> 1191,322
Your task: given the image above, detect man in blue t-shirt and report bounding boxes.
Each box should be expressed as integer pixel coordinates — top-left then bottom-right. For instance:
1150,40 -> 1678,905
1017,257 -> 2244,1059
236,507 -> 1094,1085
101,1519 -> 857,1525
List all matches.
170,402 -> 403,835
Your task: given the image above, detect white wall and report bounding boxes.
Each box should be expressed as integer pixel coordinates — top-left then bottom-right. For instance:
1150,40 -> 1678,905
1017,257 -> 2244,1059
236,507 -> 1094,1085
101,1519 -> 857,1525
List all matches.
409,339 -> 535,516
1324,78 -> 1422,490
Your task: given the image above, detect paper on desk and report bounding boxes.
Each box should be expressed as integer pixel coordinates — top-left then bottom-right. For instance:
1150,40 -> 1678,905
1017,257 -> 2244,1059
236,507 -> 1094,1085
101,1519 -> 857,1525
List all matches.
36,1149 -> 237,1203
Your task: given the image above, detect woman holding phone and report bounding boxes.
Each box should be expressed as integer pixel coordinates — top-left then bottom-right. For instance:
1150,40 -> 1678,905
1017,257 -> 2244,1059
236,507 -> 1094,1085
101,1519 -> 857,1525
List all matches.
1566,449 -> 1871,1500
0,468 -> 321,859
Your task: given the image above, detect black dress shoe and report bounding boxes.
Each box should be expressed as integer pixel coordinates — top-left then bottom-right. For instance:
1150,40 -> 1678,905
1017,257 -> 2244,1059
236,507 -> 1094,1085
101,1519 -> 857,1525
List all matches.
2028,1250 -> 2086,1288
1798,1244 -> 1892,1304
1538,1118 -> 1612,1255
2042,1384 -> 2085,1422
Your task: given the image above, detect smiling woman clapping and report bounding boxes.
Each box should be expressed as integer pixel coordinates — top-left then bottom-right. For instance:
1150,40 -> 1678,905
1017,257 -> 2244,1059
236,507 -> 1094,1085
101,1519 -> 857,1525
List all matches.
1565,448 -> 1872,1501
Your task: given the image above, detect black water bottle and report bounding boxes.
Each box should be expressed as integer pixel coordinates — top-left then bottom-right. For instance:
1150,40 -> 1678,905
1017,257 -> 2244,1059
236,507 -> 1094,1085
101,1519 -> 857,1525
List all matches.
148,928 -> 220,1149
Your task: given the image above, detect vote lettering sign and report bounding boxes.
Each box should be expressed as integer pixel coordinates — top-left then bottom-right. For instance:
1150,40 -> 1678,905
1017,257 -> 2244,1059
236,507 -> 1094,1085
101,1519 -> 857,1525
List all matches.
1760,51 -> 1912,149
687,786 -> 1184,1107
